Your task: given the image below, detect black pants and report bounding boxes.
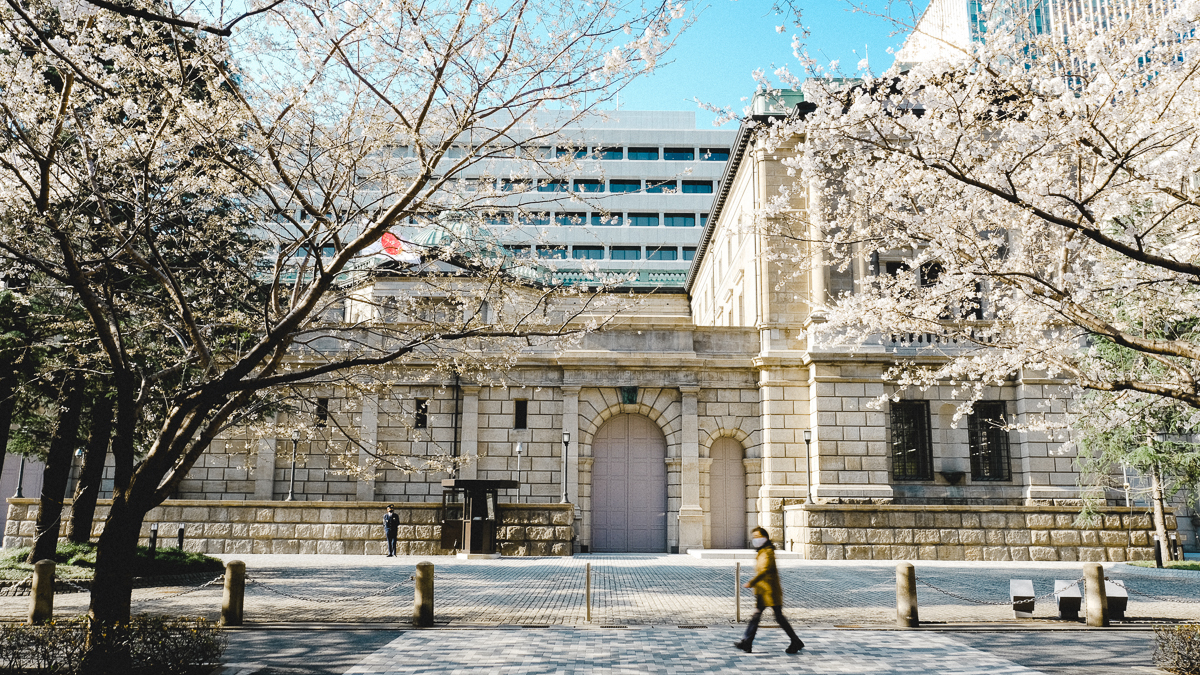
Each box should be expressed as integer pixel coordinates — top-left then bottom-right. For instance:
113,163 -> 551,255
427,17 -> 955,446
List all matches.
742,604 -> 799,645
385,530 -> 398,555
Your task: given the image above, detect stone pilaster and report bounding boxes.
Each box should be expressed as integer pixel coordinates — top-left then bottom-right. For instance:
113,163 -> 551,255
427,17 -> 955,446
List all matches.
678,386 -> 704,551
561,386 -> 579,506
459,385 -> 480,480
254,436 -> 277,500
357,394 -> 378,501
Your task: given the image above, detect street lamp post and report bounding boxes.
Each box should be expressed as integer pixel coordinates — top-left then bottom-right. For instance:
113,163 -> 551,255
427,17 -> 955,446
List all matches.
515,442 -> 524,504
286,430 -> 299,501
561,432 -> 570,504
803,430 -> 813,505
13,456 -> 25,498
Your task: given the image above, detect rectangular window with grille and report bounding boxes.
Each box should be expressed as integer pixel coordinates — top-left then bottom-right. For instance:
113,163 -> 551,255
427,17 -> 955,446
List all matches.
514,399 -> 528,429
969,402 -> 1011,481
890,401 -> 932,481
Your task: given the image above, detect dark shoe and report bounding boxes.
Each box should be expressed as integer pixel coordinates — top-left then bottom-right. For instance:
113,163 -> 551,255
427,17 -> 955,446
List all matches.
786,639 -> 804,654
733,640 -> 752,653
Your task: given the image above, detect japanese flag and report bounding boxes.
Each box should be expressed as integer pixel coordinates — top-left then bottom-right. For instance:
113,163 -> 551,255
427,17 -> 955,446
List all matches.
366,232 -> 422,264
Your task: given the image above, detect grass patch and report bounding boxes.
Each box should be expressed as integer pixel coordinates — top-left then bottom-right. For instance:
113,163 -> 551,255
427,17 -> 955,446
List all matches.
0,542 -> 224,581
1128,560 -> 1200,571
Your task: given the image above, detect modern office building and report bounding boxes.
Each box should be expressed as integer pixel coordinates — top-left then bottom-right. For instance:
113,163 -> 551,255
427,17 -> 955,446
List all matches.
401,111 -> 736,288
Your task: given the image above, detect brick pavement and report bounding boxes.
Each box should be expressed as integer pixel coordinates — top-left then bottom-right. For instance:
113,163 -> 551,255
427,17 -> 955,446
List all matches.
3,554 -> 1198,626
342,628 -> 1047,675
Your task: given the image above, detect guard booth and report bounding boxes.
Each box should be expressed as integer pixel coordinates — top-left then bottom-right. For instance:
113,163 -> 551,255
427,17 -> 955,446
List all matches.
440,479 -> 518,557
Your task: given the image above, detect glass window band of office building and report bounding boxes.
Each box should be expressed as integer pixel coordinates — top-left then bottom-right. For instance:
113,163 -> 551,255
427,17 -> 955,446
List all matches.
393,145 -> 730,161
511,244 -> 694,261
486,211 -> 708,227
890,401 -> 933,481
968,402 -> 1012,481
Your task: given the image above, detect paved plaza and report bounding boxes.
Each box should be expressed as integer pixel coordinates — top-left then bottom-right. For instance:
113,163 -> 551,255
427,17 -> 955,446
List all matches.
3,554 -> 1199,626
3,554 -> 1196,674
217,627 -> 1162,675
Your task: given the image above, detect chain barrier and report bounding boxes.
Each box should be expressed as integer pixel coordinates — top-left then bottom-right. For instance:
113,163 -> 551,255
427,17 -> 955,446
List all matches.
914,577 -> 1083,606
0,575 -> 33,597
245,576 -> 410,604
131,574 -> 226,605
1121,584 -> 1200,605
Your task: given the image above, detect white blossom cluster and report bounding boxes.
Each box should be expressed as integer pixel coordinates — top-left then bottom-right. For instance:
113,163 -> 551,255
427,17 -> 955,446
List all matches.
756,2 -> 1200,437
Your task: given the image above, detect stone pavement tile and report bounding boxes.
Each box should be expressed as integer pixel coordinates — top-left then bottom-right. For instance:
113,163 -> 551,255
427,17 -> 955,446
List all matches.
1,555 -> 1197,627
343,628 -> 1047,675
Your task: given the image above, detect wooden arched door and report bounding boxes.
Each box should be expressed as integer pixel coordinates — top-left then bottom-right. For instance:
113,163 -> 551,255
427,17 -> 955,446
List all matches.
709,438 -> 747,549
591,414 -> 667,552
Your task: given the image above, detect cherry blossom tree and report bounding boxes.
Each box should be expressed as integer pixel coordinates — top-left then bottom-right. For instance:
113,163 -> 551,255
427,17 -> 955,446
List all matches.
752,2 -> 1200,538
0,0 -> 690,664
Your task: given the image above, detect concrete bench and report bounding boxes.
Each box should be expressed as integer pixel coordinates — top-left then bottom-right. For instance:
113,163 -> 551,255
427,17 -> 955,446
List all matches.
1010,579 -> 1035,618
1106,579 -> 1128,620
1054,579 -> 1081,620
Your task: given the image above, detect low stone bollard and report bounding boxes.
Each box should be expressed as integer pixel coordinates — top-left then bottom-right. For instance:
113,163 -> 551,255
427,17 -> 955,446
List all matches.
734,562 -> 741,623
28,559 -> 55,624
585,563 -> 592,623
1083,563 -> 1109,627
896,563 -> 919,628
413,562 -> 434,627
221,560 -> 246,626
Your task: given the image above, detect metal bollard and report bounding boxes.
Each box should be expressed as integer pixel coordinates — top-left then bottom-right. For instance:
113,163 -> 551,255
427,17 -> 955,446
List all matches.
413,562 -> 434,627
585,563 -> 592,623
177,525 -> 185,550
896,563 -> 919,628
1083,563 -> 1109,627
735,562 -> 741,623
149,523 -> 158,555
28,560 -> 55,624
221,560 -> 246,626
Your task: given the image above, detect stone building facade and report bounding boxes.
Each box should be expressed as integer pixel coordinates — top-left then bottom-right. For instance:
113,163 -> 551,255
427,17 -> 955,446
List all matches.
8,108 -> 1187,560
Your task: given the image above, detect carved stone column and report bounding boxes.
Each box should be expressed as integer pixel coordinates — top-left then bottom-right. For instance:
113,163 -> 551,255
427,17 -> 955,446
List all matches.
678,386 -> 704,551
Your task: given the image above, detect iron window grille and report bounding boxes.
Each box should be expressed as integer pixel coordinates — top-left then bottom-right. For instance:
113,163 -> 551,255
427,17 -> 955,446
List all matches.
514,400 -> 528,429
968,402 -> 1012,481
890,400 -> 933,481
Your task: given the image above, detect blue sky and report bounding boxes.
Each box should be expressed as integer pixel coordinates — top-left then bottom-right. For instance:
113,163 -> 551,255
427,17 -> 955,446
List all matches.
615,0 -> 927,127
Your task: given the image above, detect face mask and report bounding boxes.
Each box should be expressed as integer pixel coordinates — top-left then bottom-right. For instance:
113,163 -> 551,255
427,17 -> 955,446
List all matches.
751,537 -> 768,548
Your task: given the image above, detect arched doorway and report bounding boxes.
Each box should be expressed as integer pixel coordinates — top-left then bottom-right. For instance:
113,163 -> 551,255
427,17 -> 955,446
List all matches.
591,414 -> 667,552
709,438 -> 747,549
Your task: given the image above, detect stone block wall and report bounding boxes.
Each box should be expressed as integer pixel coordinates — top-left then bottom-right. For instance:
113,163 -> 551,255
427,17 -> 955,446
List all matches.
784,503 -> 1172,562
3,499 -> 574,556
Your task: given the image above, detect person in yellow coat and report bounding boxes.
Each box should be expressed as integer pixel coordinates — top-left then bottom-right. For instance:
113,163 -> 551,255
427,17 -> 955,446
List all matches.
734,527 -> 803,654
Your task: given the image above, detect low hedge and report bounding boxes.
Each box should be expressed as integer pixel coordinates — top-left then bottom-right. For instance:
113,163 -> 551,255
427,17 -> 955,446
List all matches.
0,542 -> 224,581
1155,624 -> 1200,675
0,616 -> 225,675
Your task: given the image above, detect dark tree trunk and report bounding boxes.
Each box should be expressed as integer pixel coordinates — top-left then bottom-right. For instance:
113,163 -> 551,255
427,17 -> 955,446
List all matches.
27,370 -> 86,564
83,496 -> 142,674
68,387 -> 112,543
0,375 -> 14,486
84,377 -> 140,673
